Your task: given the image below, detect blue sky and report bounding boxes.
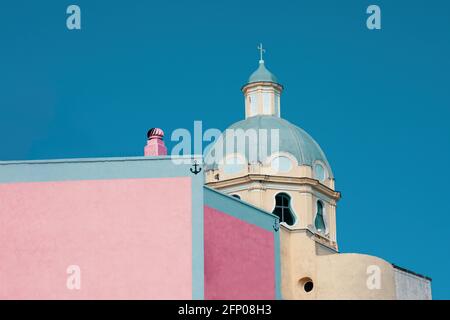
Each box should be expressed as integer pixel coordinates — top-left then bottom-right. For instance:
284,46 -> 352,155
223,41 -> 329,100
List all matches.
1,1 -> 449,299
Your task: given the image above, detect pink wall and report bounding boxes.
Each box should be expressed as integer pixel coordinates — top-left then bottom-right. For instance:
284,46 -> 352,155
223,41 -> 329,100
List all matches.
204,206 -> 275,300
0,177 -> 192,299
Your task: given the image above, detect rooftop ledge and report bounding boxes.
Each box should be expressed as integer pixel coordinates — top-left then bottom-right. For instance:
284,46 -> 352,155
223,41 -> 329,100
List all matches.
0,155 -> 204,166
392,264 -> 432,282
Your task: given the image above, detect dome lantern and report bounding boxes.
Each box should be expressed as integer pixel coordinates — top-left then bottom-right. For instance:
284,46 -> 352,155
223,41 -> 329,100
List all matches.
242,44 -> 283,119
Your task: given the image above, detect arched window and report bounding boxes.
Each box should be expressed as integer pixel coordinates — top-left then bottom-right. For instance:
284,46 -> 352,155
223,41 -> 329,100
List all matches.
273,193 -> 295,226
231,194 -> 241,200
315,200 -> 326,233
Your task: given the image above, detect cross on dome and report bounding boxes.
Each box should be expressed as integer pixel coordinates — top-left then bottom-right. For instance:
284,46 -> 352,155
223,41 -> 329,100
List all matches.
257,43 -> 266,63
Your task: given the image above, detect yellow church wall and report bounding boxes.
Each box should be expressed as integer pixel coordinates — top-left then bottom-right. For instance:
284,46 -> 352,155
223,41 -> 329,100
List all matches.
279,228 -> 396,300
280,228 -> 321,299
315,253 -> 396,299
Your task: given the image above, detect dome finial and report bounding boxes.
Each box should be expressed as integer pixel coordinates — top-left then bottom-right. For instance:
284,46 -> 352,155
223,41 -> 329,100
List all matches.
257,43 -> 265,63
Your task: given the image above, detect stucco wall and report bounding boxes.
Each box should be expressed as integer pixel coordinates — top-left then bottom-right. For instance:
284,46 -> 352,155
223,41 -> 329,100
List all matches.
0,177 -> 194,299
394,268 -> 432,300
204,205 -> 276,299
279,229 -> 398,300
315,253 -> 396,299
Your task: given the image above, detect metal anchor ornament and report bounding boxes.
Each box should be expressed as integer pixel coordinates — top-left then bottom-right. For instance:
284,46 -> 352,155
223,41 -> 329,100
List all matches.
190,161 -> 202,175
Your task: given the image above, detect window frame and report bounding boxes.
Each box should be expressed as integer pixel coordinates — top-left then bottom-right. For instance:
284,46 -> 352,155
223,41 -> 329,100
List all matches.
314,199 -> 328,234
272,192 -> 296,226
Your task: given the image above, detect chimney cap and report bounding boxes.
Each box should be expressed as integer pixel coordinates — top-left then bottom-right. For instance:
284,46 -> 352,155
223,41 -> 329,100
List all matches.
147,128 -> 164,140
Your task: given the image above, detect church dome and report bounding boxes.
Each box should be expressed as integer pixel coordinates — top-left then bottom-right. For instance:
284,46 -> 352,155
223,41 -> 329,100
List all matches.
204,115 -> 333,178
248,61 -> 279,84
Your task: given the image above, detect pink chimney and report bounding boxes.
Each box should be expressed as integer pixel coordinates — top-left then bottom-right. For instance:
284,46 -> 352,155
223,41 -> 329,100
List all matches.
144,128 -> 168,156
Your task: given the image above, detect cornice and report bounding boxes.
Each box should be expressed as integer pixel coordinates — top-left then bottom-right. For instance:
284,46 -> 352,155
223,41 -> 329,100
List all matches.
206,174 -> 341,201
241,81 -> 284,92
